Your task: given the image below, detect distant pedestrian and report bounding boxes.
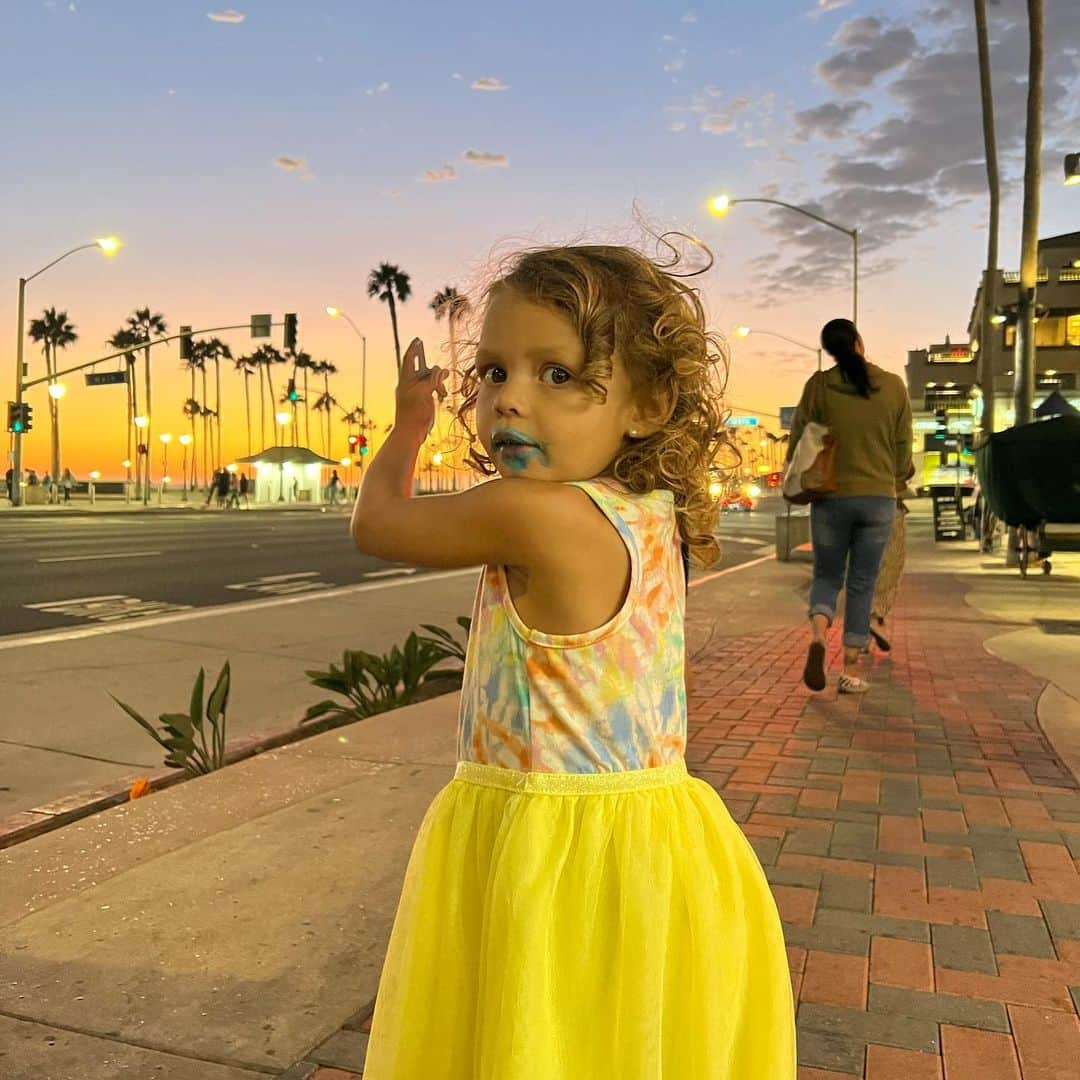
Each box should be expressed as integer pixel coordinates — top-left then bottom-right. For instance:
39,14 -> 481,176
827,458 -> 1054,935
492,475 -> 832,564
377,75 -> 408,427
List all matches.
205,470 -> 219,507
4,467 -> 12,502
27,469 -> 38,486
42,472 -> 53,502
216,468 -> 230,509
61,468 -> 75,503
227,472 -> 240,510
786,318 -> 913,695
239,471 -> 250,507
327,469 -> 342,505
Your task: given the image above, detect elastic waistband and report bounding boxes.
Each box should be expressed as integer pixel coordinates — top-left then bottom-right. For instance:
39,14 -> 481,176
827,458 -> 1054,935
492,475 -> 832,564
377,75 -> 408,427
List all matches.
453,757 -> 688,795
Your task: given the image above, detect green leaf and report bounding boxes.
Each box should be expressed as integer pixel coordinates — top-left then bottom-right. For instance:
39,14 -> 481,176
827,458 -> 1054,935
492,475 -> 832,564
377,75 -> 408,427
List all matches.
301,700 -> 345,723
110,695 -> 169,750
206,662 -> 231,723
189,668 -> 206,732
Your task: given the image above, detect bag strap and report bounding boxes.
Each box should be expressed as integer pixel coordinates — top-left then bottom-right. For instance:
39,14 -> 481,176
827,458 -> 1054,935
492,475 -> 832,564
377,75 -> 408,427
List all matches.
808,371 -> 828,424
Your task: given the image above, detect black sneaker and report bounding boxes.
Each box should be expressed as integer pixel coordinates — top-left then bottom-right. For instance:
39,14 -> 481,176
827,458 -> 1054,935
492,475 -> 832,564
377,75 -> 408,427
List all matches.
803,641 -> 827,692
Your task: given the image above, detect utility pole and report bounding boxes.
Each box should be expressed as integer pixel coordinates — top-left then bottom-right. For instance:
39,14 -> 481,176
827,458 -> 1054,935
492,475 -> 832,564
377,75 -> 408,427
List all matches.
1013,0 -> 1043,427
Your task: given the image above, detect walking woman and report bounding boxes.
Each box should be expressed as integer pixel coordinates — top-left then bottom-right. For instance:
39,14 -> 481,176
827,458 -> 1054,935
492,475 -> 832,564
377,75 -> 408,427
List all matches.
787,319 -> 913,694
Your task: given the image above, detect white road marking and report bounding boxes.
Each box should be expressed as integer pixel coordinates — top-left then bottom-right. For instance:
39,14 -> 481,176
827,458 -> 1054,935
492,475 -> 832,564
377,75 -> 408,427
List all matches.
36,550 -> 162,563
0,568 -> 479,650
24,594 -> 192,622
5,546 -> 777,652
363,567 -> 417,578
227,571 -> 331,596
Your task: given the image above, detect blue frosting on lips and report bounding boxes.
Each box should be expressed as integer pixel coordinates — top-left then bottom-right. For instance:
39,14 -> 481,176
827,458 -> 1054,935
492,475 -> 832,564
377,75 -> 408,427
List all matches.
497,444 -> 546,471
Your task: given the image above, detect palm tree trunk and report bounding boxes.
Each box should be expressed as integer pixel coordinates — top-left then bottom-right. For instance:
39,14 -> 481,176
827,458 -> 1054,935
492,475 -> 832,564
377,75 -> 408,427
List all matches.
202,368 -> 210,485
143,346 -> 152,505
258,367 -> 266,450
1013,0 -> 1043,427
303,368 -> 311,447
215,358 -> 222,468
974,0 -> 1000,439
389,295 -> 402,371
324,375 -> 333,455
244,372 -> 253,458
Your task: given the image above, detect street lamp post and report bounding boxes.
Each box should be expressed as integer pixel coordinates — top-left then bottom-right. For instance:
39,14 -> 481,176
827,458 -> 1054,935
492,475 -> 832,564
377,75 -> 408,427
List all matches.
47,381 -> 66,503
711,195 -> 858,324
133,415 -> 149,501
179,434 -> 192,500
326,306 -> 367,473
160,433 -> 172,502
275,412 -> 291,502
10,238 -> 120,505
735,325 -> 823,372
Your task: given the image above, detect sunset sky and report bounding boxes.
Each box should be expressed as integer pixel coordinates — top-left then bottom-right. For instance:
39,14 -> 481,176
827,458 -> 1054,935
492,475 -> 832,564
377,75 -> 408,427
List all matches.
4,0 -> 1079,477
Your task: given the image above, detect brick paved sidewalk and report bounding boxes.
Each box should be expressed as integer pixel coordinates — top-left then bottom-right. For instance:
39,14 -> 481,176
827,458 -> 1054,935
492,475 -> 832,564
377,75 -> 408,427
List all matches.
292,571 -> 1080,1080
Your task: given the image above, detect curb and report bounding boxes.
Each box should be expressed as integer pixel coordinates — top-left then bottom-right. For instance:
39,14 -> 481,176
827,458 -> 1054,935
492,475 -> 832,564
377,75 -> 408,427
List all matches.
0,679 -> 465,852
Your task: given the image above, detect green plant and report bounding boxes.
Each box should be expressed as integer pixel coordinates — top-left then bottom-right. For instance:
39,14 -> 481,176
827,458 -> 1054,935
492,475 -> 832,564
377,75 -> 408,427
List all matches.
302,617 -> 470,729
111,663 -> 231,775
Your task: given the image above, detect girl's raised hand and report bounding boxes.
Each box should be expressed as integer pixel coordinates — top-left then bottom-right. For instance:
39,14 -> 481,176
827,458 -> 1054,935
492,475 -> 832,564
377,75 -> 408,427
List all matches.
395,337 -> 448,439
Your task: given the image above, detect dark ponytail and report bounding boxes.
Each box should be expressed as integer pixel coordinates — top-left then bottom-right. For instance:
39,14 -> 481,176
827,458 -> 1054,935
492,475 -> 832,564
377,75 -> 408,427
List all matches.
820,318 -> 872,398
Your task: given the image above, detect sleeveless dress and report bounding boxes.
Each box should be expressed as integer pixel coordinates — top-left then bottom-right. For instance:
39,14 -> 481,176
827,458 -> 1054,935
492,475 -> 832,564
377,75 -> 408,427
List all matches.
363,478 -> 796,1079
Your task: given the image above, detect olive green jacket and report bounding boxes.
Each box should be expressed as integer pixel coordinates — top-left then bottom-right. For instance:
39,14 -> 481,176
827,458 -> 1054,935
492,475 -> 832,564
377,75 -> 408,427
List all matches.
786,363 -> 913,499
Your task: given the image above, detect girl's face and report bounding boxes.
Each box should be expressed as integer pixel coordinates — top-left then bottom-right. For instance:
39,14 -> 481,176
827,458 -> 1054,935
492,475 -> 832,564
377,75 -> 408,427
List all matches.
474,289 -> 645,483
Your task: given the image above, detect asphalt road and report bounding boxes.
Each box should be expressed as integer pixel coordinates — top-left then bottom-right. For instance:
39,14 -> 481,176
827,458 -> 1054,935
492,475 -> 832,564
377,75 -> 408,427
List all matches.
0,504 -> 779,639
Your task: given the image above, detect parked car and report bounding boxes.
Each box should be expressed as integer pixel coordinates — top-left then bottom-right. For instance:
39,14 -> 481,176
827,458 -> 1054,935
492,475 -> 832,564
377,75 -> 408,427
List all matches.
721,494 -> 755,512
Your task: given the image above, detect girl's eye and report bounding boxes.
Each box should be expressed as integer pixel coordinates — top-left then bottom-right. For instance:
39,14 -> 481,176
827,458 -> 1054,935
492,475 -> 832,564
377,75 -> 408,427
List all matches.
477,365 -> 573,385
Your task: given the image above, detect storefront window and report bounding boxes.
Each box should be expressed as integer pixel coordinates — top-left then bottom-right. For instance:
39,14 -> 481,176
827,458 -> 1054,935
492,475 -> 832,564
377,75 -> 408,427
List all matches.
1068,314 -> 1080,346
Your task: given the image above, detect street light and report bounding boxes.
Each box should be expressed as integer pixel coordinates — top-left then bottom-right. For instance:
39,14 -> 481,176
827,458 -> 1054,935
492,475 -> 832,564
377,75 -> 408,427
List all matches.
275,412 -> 291,501
710,194 -> 858,322
326,304 -> 368,462
47,383 -> 66,399
10,236 -> 121,505
736,325 -> 823,371
1065,153 -> 1080,186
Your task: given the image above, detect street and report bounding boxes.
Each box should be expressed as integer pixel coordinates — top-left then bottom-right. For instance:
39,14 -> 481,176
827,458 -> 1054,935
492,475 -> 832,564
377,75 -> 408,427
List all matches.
0,502 -> 780,639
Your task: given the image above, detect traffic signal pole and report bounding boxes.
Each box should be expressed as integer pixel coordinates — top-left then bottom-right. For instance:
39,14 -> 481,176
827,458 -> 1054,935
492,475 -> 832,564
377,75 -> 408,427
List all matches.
10,317 -> 285,506
10,276 -> 27,505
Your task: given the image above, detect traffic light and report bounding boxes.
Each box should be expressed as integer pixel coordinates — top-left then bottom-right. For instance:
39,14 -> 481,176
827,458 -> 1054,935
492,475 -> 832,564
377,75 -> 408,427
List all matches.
284,313 -> 298,352
179,325 -> 193,361
347,433 -> 359,449
287,378 -> 299,402
358,435 -> 368,456
7,402 -> 32,433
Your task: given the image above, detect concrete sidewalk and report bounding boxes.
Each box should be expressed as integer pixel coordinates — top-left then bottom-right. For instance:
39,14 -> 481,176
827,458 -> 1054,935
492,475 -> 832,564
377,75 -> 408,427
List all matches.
2,519 -> 1079,1079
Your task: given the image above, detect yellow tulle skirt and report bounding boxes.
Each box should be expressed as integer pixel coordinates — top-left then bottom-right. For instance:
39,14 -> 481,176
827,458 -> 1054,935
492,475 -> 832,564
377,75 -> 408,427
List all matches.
363,758 -> 796,1079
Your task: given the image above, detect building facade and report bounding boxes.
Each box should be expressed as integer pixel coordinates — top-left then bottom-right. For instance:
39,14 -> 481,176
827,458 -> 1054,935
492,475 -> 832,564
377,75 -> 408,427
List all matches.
905,231 -> 1080,490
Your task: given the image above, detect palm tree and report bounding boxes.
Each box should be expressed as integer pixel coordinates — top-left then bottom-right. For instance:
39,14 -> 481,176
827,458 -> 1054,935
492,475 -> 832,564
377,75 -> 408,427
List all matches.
974,0 -> 1001,440
1013,0 -> 1043,427
27,308 -> 77,499
367,262 -> 411,370
233,353 -> 258,458
197,338 -> 233,470
313,392 -> 338,456
120,308 -> 168,503
430,285 -> 470,389
288,350 -> 316,447
108,328 -> 141,497
314,360 -> 339,455
181,351 -> 205,487
252,344 -> 287,446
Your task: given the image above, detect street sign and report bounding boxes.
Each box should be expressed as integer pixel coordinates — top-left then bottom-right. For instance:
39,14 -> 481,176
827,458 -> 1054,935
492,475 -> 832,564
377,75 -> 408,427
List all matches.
85,371 -> 128,386
779,407 -> 796,430
251,314 -> 271,338
726,416 -> 759,427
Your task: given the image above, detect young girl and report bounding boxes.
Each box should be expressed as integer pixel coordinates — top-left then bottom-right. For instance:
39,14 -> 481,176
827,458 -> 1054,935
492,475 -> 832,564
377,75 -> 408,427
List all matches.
352,242 -> 796,1078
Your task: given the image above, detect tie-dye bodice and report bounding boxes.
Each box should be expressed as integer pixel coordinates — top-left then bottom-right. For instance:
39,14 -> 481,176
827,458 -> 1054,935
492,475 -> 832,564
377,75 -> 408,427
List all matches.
457,478 -> 687,773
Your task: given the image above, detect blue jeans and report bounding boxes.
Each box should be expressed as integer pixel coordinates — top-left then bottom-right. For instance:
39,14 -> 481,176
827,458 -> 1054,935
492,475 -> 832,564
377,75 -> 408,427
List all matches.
809,496 -> 896,648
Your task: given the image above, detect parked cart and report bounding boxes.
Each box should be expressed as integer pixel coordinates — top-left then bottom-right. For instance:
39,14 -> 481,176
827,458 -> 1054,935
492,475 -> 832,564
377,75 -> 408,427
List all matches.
974,415 -> 1080,576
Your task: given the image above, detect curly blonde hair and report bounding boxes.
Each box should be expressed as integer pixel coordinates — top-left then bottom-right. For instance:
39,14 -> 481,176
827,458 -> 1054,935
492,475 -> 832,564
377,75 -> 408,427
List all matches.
446,240 -> 735,569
